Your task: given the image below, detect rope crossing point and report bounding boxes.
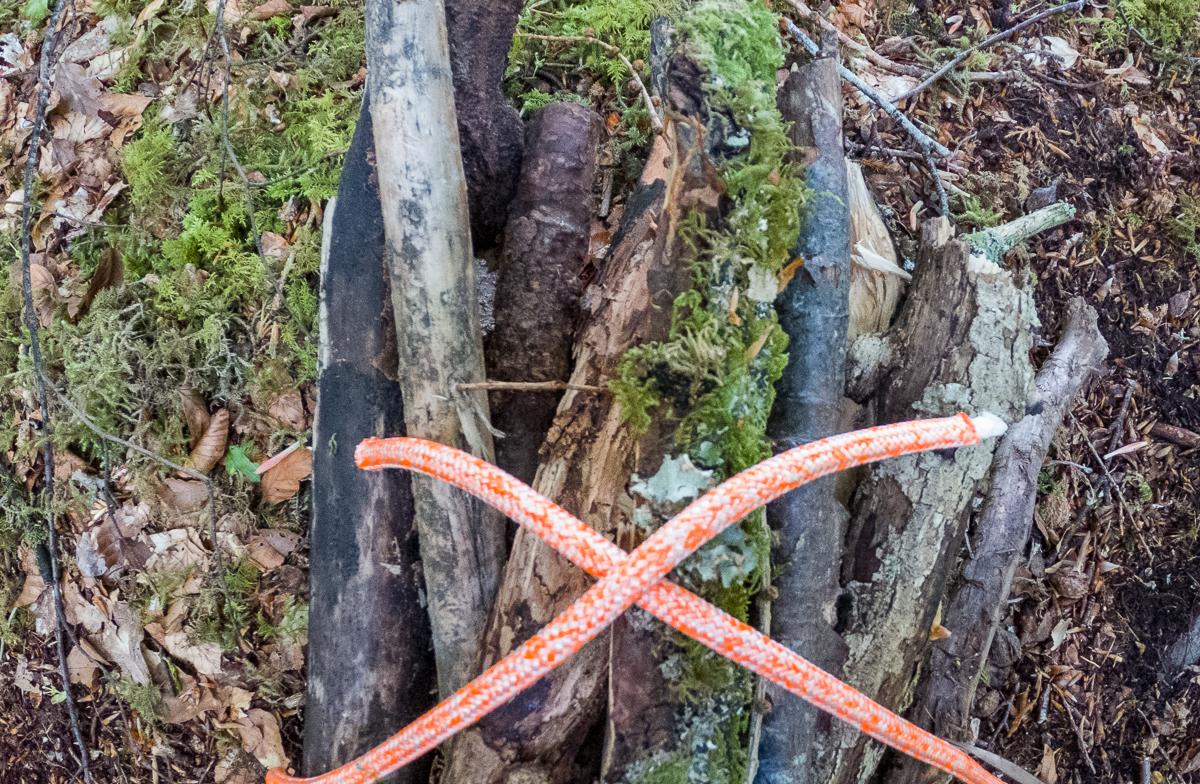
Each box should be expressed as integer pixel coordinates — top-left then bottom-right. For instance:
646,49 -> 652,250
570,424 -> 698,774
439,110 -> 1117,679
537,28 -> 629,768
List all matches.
268,413 -> 1011,784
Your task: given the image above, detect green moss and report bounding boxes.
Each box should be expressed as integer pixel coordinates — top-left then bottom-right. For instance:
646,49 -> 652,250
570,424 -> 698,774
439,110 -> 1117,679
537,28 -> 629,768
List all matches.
611,2 -> 809,780
1174,191 -> 1200,262
1100,0 -> 1199,66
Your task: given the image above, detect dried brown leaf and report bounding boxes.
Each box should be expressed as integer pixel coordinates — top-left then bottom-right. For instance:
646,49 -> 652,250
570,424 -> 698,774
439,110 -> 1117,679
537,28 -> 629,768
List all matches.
238,708 -> 289,770
164,477 -> 210,513
267,388 -> 305,430
190,408 -> 229,474
180,386 -> 210,451
260,447 -> 312,503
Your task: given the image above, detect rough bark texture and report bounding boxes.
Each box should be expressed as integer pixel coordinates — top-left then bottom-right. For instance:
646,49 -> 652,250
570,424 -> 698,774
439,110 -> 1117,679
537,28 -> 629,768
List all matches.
305,97 -> 436,779
444,0 -> 526,250
889,297 -> 1107,784
443,114 -> 712,784
486,102 -> 605,486
366,0 -> 506,700
756,33 -> 852,784
829,217 -> 1039,784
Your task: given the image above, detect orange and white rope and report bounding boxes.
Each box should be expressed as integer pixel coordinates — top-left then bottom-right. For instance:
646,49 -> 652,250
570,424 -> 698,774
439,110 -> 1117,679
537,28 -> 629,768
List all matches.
267,412 -> 1009,784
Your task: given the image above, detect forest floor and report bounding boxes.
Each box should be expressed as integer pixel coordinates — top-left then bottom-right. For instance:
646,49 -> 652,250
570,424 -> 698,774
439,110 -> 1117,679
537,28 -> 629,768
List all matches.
1,0 -> 1199,783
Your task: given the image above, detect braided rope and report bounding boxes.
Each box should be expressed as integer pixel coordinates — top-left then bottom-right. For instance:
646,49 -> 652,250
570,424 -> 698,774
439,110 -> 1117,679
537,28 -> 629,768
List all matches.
268,413 -> 1008,784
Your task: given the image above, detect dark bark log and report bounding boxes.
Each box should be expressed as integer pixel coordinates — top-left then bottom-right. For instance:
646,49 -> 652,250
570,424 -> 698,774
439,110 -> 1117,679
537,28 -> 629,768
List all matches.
889,297 -> 1107,784
367,0 -> 507,700
443,107 -> 713,784
756,32 -> 852,784
304,96 -> 436,780
486,102 -> 605,486
829,217 -> 1040,784
445,0 -> 526,250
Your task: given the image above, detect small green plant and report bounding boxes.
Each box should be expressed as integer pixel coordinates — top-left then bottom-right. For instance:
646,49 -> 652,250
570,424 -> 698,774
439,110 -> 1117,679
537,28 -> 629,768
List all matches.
1174,191 -> 1200,261
1037,466 -> 1065,497
1100,0 -> 1200,64
226,444 -> 262,482
955,194 -> 1004,230
109,674 -> 164,722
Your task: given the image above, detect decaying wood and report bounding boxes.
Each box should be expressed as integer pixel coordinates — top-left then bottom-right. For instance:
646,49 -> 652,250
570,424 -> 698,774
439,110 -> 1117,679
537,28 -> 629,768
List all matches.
442,114 -> 707,784
486,102 -> 605,486
888,297 -> 1107,784
366,0 -> 506,699
444,0 -> 526,249
756,31 -> 853,784
305,97 -> 436,780
830,214 -> 1049,784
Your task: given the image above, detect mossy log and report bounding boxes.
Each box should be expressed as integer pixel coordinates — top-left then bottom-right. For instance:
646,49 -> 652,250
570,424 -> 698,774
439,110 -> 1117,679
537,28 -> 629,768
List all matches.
304,96 -> 436,780
366,0 -> 506,700
889,297 -> 1107,784
756,31 -> 852,784
486,101 -> 605,487
442,114 -> 704,784
829,216 -> 1043,784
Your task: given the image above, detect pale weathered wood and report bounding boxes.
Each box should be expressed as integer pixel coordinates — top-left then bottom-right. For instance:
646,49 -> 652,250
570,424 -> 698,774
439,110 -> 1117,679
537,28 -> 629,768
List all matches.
305,96 -> 436,780
828,216 -> 1040,784
889,297 -> 1106,784
366,0 -> 506,700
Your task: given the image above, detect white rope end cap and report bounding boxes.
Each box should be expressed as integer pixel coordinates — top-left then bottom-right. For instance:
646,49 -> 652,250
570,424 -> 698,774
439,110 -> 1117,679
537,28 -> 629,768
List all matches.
971,412 -> 1008,440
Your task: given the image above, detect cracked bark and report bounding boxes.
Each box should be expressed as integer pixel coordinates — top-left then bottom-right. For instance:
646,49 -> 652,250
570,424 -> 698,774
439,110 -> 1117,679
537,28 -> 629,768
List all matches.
445,0 -> 526,250
443,87 -> 717,784
486,102 -> 605,487
826,216 -> 1042,784
889,297 -> 1107,784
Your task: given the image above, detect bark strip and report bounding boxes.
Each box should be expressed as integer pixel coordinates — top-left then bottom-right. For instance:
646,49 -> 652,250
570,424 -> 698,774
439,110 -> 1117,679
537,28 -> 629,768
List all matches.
889,297 -> 1107,784
305,96 -> 436,780
366,0 -> 507,700
486,102 -> 605,486
756,31 -> 853,784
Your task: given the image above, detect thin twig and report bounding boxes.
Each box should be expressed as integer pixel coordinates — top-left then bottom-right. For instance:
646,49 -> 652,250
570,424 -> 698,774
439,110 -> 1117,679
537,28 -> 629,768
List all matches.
892,0 -> 1085,103
786,21 -> 950,156
516,32 -> 663,133
785,19 -> 953,215
52,391 -> 223,577
210,3 -> 312,341
18,1 -> 94,780
251,148 -> 349,189
784,0 -> 929,77
744,572 -> 774,784
455,381 -> 608,393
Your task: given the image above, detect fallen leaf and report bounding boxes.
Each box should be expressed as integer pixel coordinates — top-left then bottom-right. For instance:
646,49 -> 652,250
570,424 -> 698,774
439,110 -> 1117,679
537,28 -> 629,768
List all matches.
164,477 -> 210,513
75,247 -> 124,321
136,0 -> 166,25
259,529 -> 300,555
67,640 -> 107,685
245,535 -> 286,571
1038,744 -> 1058,784
249,0 -> 293,20
930,623 -> 952,640
13,655 -> 39,696
190,408 -> 230,474
268,388 -> 305,430
261,447 -> 312,503
180,386 -> 211,451
89,601 -> 151,684
261,231 -> 290,259
146,528 -> 211,574
238,708 -> 289,769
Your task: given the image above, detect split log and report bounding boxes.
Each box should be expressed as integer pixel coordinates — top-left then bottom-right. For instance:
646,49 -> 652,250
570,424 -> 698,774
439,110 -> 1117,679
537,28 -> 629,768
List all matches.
756,30 -> 852,784
366,0 -> 506,699
305,96 -> 436,780
829,211 -> 1066,784
442,106 -> 712,784
444,0 -> 526,249
889,296 -> 1107,784
486,102 -> 605,486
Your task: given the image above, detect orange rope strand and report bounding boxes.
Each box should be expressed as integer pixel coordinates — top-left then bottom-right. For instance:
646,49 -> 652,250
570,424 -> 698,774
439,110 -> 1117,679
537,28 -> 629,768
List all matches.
267,413 -> 1009,784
